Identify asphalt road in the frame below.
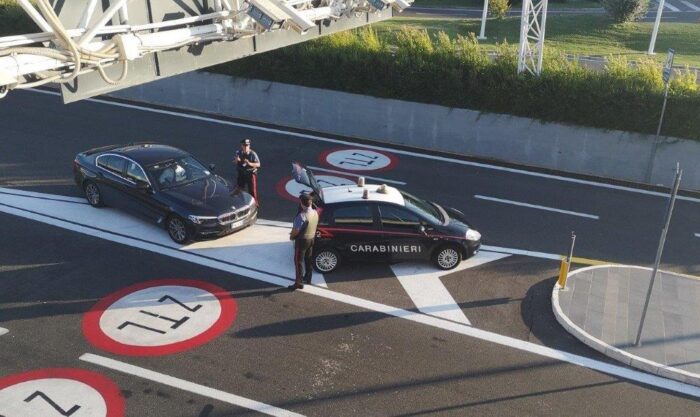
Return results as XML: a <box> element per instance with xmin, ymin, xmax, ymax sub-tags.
<box><xmin>0</xmin><ymin>89</ymin><xmax>699</xmax><ymax>416</ymax></box>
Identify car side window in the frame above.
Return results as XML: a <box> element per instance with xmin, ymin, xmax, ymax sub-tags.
<box><xmin>97</xmin><ymin>155</ymin><xmax>126</xmax><ymax>176</ymax></box>
<box><xmin>379</xmin><ymin>205</ymin><xmax>420</xmax><ymax>229</ymax></box>
<box><xmin>332</xmin><ymin>205</ymin><xmax>374</xmax><ymax>227</ymax></box>
<box><xmin>125</xmin><ymin>161</ymin><xmax>148</xmax><ymax>183</ymax></box>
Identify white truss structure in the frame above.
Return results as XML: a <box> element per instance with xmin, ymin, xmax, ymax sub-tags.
<box><xmin>517</xmin><ymin>0</ymin><xmax>548</xmax><ymax>75</ymax></box>
<box><xmin>0</xmin><ymin>0</ymin><xmax>411</xmax><ymax>99</ymax></box>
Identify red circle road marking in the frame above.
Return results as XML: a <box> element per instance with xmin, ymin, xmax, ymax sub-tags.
<box><xmin>83</xmin><ymin>279</ymin><xmax>237</xmax><ymax>356</ymax></box>
<box><xmin>319</xmin><ymin>148</ymin><xmax>398</xmax><ymax>172</ymax></box>
<box><xmin>0</xmin><ymin>368</ymin><xmax>124</xmax><ymax>417</ymax></box>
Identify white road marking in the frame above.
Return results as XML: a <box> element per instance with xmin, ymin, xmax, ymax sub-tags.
<box><xmin>306</xmin><ymin>166</ymin><xmax>406</xmax><ymax>185</ymax></box>
<box><xmin>475</xmin><ymin>195</ymin><xmax>600</xmax><ymax>219</ymax></box>
<box><xmin>680</xmin><ymin>0</ymin><xmax>700</xmax><ymax>10</ymax></box>
<box><xmin>0</xmin><ymin>327</ymin><xmax>8</xmax><ymax>336</ymax></box>
<box><xmin>664</xmin><ymin>2</ymin><xmax>681</xmax><ymax>11</ymax></box>
<box><xmin>3</xmin><ymin>189</ymin><xmax>700</xmax><ymax>397</ymax></box>
<box><xmin>27</xmin><ymin>89</ymin><xmax>700</xmax><ymax>205</ymax></box>
<box><xmin>80</xmin><ymin>353</ymin><xmax>305</xmax><ymax>417</ymax></box>
<box><xmin>391</xmin><ymin>252</ymin><xmax>510</xmax><ymax>325</ymax></box>
<box><xmin>695</xmin><ymin>233</ymin><xmax>700</xmax><ymax>238</ymax></box>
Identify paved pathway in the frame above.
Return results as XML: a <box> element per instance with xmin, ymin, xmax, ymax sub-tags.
<box><xmin>553</xmin><ymin>265</ymin><xmax>700</xmax><ymax>386</ymax></box>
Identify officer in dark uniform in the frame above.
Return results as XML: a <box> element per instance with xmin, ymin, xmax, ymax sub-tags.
<box><xmin>233</xmin><ymin>138</ymin><xmax>260</xmax><ymax>205</ymax></box>
<box><xmin>288</xmin><ymin>193</ymin><xmax>319</xmax><ymax>291</ymax></box>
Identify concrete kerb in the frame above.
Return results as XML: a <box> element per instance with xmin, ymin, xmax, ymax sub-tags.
<box><xmin>551</xmin><ymin>265</ymin><xmax>700</xmax><ymax>387</ymax></box>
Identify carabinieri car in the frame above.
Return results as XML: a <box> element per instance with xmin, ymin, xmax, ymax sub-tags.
<box><xmin>291</xmin><ymin>162</ymin><xmax>481</xmax><ymax>273</ymax></box>
<box><xmin>73</xmin><ymin>143</ymin><xmax>257</xmax><ymax>243</ymax></box>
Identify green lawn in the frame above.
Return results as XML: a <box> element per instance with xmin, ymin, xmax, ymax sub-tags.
<box><xmin>413</xmin><ymin>0</ymin><xmax>602</xmax><ymax>9</ymax></box>
<box><xmin>376</xmin><ymin>15</ymin><xmax>700</xmax><ymax>67</ymax></box>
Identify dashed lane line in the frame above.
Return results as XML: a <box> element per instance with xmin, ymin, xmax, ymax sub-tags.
<box><xmin>2</xmin><ymin>193</ymin><xmax>700</xmax><ymax>397</ymax></box>
<box><xmin>80</xmin><ymin>353</ymin><xmax>305</xmax><ymax>417</ymax></box>
<box><xmin>474</xmin><ymin>195</ymin><xmax>600</xmax><ymax>219</ymax></box>
<box><xmin>26</xmin><ymin>88</ymin><xmax>700</xmax><ymax>205</ymax></box>
<box><xmin>0</xmin><ymin>327</ymin><xmax>8</xmax><ymax>336</ymax></box>
<box><xmin>695</xmin><ymin>233</ymin><xmax>700</xmax><ymax>238</ymax></box>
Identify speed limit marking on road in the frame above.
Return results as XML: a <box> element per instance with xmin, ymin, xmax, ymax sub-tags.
<box><xmin>276</xmin><ymin>175</ymin><xmax>356</xmax><ymax>201</ymax></box>
<box><xmin>0</xmin><ymin>368</ymin><xmax>124</xmax><ymax>417</ymax></box>
<box><xmin>321</xmin><ymin>148</ymin><xmax>398</xmax><ymax>172</ymax></box>
<box><xmin>83</xmin><ymin>279</ymin><xmax>237</xmax><ymax>356</ymax></box>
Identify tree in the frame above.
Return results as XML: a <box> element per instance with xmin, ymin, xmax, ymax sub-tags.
<box><xmin>601</xmin><ymin>0</ymin><xmax>650</xmax><ymax>23</ymax></box>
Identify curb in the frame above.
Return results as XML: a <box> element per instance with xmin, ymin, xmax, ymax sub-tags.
<box><xmin>551</xmin><ymin>273</ymin><xmax>700</xmax><ymax>387</ymax></box>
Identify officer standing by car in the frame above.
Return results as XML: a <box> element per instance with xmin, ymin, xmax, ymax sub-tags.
<box><xmin>233</xmin><ymin>138</ymin><xmax>260</xmax><ymax>205</ymax></box>
<box><xmin>288</xmin><ymin>193</ymin><xmax>318</xmax><ymax>291</ymax></box>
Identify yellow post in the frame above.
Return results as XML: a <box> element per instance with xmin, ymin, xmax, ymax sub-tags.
<box><xmin>558</xmin><ymin>258</ymin><xmax>570</xmax><ymax>289</ymax></box>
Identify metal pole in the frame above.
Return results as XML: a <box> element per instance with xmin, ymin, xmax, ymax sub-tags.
<box><xmin>648</xmin><ymin>0</ymin><xmax>666</xmax><ymax>55</ymax></box>
<box><xmin>567</xmin><ymin>231</ymin><xmax>576</xmax><ymax>263</ymax></box>
<box><xmin>656</xmin><ymin>82</ymin><xmax>671</xmax><ymax>137</ymax></box>
<box><xmin>635</xmin><ymin>164</ymin><xmax>682</xmax><ymax>346</ymax></box>
<box><xmin>478</xmin><ymin>0</ymin><xmax>489</xmax><ymax>40</ymax></box>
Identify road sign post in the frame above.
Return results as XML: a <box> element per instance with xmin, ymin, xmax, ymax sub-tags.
<box><xmin>635</xmin><ymin>163</ymin><xmax>682</xmax><ymax>346</ymax></box>
<box><xmin>657</xmin><ymin>49</ymin><xmax>675</xmax><ymax>138</ymax></box>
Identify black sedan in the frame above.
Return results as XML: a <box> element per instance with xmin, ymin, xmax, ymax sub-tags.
<box><xmin>73</xmin><ymin>143</ymin><xmax>257</xmax><ymax>243</ymax></box>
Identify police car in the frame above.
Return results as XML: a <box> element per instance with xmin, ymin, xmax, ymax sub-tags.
<box><xmin>292</xmin><ymin>163</ymin><xmax>481</xmax><ymax>273</ymax></box>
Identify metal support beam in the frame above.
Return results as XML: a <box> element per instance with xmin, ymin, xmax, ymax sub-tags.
<box><xmin>517</xmin><ymin>0</ymin><xmax>548</xmax><ymax>75</ymax></box>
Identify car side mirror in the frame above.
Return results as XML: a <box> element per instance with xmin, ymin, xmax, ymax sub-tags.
<box><xmin>208</xmin><ymin>163</ymin><xmax>216</xmax><ymax>172</ymax></box>
<box><xmin>135</xmin><ymin>180</ymin><xmax>151</xmax><ymax>191</ymax></box>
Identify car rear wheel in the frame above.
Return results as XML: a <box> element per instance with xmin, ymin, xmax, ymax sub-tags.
<box><xmin>167</xmin><ymin>215</ymin><xmax>191</xmax><ymax>244</ymax></box>
<box><xmin>83</xmin><ymin>181</ymin><xmax>104</xmax><ymax>207</ymax></box>
<box><xmin>313</xmin><ymin>248</ymin><xmax>341</xmax><ymax>273</ymax></box>
<box><xmin>433</xmin><ymin>245</ymin><xmax>461</xmax><ymax>270</ymax></box>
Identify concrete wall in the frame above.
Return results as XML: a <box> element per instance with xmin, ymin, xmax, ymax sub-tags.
<box><xmin>110</xmin><ymin>71</ymin><xmax>700</xmax><ymax>191</ymax></box>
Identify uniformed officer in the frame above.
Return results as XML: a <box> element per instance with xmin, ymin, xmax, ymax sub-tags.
<box><xmin>233</xmin><ymin>138</ymin><xmax>260</xmax><ymax>205</ymax></box>
<box><xmin>288</xmin><ymin>193</ymin><xmax>318</xmax><ymax>291</ymax></box>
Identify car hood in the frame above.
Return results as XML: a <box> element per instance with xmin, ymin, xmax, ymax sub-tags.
<box><xmin>159</xmin><ymin>175</ymin><xmax>252</xmax><ymax>215</ymax></box>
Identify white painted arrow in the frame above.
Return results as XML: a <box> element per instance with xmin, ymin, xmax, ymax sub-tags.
<box><xmin>0</xmin><ymin>327</ymin><xmax>8</xmax><ymax>336</ymax></box>
<box><xmin>391</xmin><ymin>251</ymin><xmax>511</xmax><ymax>325</ymax></box>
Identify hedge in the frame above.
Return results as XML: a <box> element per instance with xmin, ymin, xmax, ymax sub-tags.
<box><xmin>212</xmin><ymin>27</ymin><xmax>700</xmax><ymax>140</ymax></box>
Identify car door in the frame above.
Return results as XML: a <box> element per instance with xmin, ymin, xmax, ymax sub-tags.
<box><xmin>95</xmin><ymin>154</ymin><xmax>129</xmax><ymax>210</ymax></box>
<box><xmin>377</xmin><ymin>204</ymin><xmax>432</xmax><ymax>263</ymax></box>
<box><xmin>123</xmin><ymin>159</ymin><xmax>164</xmax><ymax>222</ymax></box>
<box><xmin>328</xmin><ymin>203</ymin><xmax>387</xmax><ymax>262</ymax></box>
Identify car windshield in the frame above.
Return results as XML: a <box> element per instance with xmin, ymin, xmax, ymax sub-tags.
<box><xmin>149</xmin><ymin>156</ymin><xmax>210</xmax><ymax>189</ymax></box>
<box><xmin>400</xmin><ymin>191</ymin><xmax>444</xmax><ymax>224</ymax></box>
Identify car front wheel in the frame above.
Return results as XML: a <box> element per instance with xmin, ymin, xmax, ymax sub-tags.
<box><xmin>167</xmin><ymin>215</ymin><xmax>191</xmax><ymax>244</ymax></box>
<box><xmin>433</xmin><ymin>245</ymin><xmax>461</xmax><ymax>270</ymax></box>
<box><xmin>313</xmin><ymin>248</ymin><xmax>341</xmax><ymax>273</ymax></box>
<box><xmin>84</xmin><ymin>181</ymin><xmax>104</xmax><ymax>207</ymax></box>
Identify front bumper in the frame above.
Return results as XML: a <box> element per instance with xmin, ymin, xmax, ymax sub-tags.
<box><xmin>462</xmin><ymin>239</ymin><xmax>481</xmax><ymax>258</ymax></box>
<box><xmin>192</xmin><ymin>206</ymin><xmax>258</xmax><ymax>239</ymax></box>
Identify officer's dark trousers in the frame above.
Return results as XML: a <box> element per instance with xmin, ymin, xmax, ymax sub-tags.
<box><xmin>237</xmin><ymin>172</ymin><xmax>258</xmax><ymax>204</ymax></box>
<box><xmin>294</xmin><ymin>238</ymin><xmax>314</xmax><ymax>285</ymax></box>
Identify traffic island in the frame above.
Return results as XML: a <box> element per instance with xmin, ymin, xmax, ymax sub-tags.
<box><xmin>552</xmin><ymin>265</ymin><xmax>700</xmax><ymax>386</ymax></box>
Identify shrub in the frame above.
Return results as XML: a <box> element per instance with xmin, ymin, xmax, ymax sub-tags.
<box><xmin>600</xmin><ymin>0</ymin><xmax>649</xmax><ymax>23</ymax></box>
<box><xmin>489</xmin><ymin>0</ymin><xmax>511</xmax><ymax>19</ymax></box>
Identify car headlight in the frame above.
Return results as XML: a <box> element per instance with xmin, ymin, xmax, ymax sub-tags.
<box><xmin>188</xmin><ymin>215</ymin><xmax>217</xmax><ymax>224</ymax></box>
<box><xmin>465</xmin><ymin>229</ymin><xmax>481</xmax><ymax>241</ymax></box>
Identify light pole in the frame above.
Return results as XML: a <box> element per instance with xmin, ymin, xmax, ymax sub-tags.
<box><xmin>648</xmin><ymin>0</ymin><xmax>666</xmax><ymax>54</ymax></box>
<box><xmin>478</xmin><ymin>0</ymin><xmax>489</xmax><ymax>40</ymax></box>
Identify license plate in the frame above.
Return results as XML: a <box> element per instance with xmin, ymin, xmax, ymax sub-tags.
<box><xmin>230</xmin><ymin>219</ymin><xmax>244</xmax><ymax>229</ymax></box>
